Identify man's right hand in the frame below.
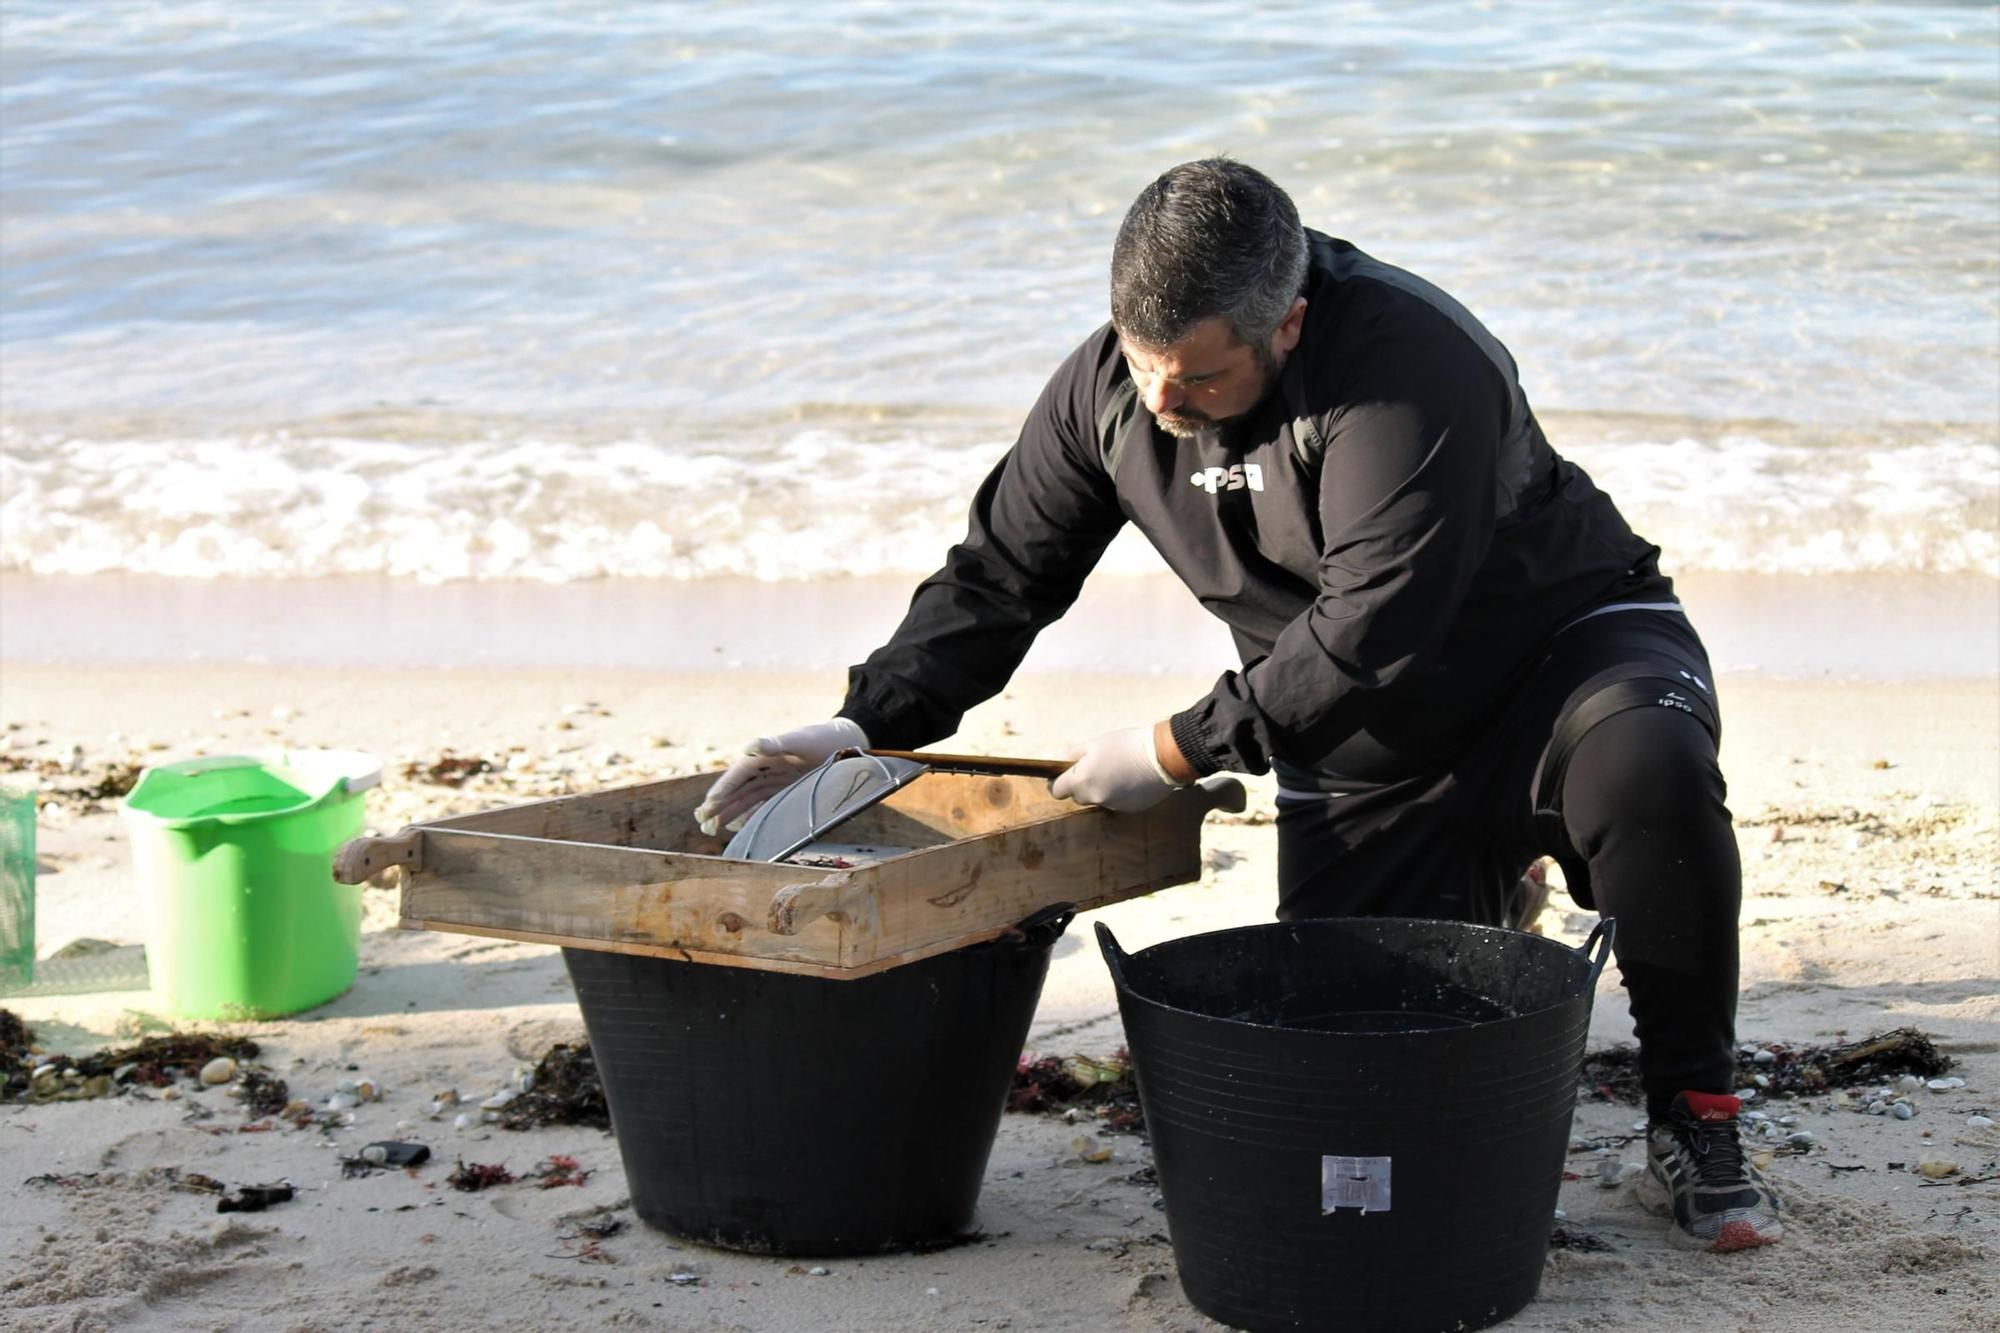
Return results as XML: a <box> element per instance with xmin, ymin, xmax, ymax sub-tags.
<box><xmin>692</xmin><ymin>718</ymin><xmax>870</xmax><ymax>836</ymax></box>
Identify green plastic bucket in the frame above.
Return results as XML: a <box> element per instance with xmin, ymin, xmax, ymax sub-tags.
<box><xmin>122</xmin><ymin>750</ymin><xmax>380</xmax><ymax>1019</ymax></box>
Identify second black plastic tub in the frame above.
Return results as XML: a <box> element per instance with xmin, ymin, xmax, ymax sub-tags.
<box><xmin>1099</xmin><ymin>917</ymin><xmax>1614</xmax><ymax>1333</ymax></box>
<box><xmin>562</xmin><ymin>907</ymin><xmax>1071</xmax><ymax>1255</ymax></box>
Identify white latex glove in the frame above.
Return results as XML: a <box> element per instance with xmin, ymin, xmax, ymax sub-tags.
<box><xmin>1050</xmin><ymin>724</ymin><xmax>1184</xmax><ymax>812</ymax></box>
<box><xmin>693</xmin><ymin>718</ymin><xmax>870</xmax><ymax>836</ymax></box>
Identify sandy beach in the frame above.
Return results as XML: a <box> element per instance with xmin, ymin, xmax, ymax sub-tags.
<box><xmin>1</xmin><ymin>659</ymin><xmax>1995</xmax><ymax>1332</ymax></box>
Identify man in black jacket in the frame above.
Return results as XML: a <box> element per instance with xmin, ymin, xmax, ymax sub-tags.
<box><xmin>696</xmin><ymin>159</ymin><xmax>1781</xmax><ymax>1254</ymax></box>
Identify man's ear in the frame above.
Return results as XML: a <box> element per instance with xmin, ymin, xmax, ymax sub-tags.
<box><xmin>1272</xmin><ymin>297</ymin><xmax>1308</xmax><ymax>357</ymax></box>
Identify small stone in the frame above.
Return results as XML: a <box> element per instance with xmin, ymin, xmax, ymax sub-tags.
<box><xmin>453</xmin><ymin>1112</ymin><xmax>477</xmax><ymax>1130</ymax></box>
<box><xmin>199</xmin><ymin>1057</ymin><xmax>238</xmax><ymax>1086</ymax></box>
<box><xmin>1916</xmin><ymin>1157</ymin><xmax>1959</xmax><ymax>1180</ymax></box>
<box><xmin>925</xmin><ymin>1287</ymin><xmax>941</xmax><ymax>1297</ymax></box>
<box><xmin>1967</xmin><ymin>1116</ymin><xmax>1995</xmax><ymax>1129</ymax></box>
<box><xmin>1896</xmin><ymin>1075</ymin><xmax>1924</xmax><ymax>1094</ymax></box>
<box><xmin>481</xmin><ymin>1090</ymin><xmax>516</xmax><ymax>1111</ymax></box>
<box><xmin>1752</xmin><ymin>1049</ymin><xmax>1777</xmax><ymax>1065</ymax></box>
<box><xmin>1597</xmin><ymin>1157</ymin><xmax>1623</xmax><ymax>1187</ymax></box>
<box><xmin>336</xmin><ymin>1077</ymin><xmax>360</xmax><ymax>1095</ymax></box>
<box><xmin>361</xmin><ymin>1144</ymin><xmax>389</xmax><ymax>1166</ymax></box>
<box><xmin>668</xmin><ymin>1272</ymin><xmax>701</xmax><ymax>1286</ymax></box>
<box><xmin>807</xmin><ymin>1266</ymin><xmax>829</xmax><ymax>1277</ymax></box>
<box><xmin>1778</xmin><ymin>1115</ymin><xmax>1800</xmax><ymax>1127</ymax></box>
<box><xmin>283</xmin><ymin>1098</ymin><xmax>311</xmax><ymax>1117</ymax></box>
<box><xmin>355</xmin><ymin>1078</ymin><xmax>382</xmax><ymax>1103</ymax></box>
<box><xmin>1892</xmin><ymin>1103</ymin><xmax>1915</xmax><ymax>1120</ymax></box>
<box><xmin>1867</xmin><ymin>1100</ymin><xmax>1887</xmax><ymax>1115</ymax></box>
<box><xmin>1070</xmin><ymin>1134</ymin><xmax>1114</xmax><ymax>1164</ymax></box>
<box><xmin>326</xmin><ymin>1091</ymin><xmax>358</xmax><ymax>1112</ymax></box>
<box><xmin>1786</xmin><ymin>1131</ymin><xmax>1815</xmax><ymax>1148</ymax></box>
<box><xmin>1753</xmin><ymin>1074</ymin><xmax>1770</xmax><ymax>1089</ymax></box>
<box><xmin>161</xmin><ymin>1087</ymin><xmax>180</xmax><ymax>1102</ymax></box>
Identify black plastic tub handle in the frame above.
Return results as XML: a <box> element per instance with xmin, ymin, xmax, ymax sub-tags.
<box><xmin>1094</xmin><ymin>922</ymin><xmax>1127</xmax><ymax>983</ymax></box>
<box><xmin>1578</xmin><ymin>917</ymin><xmax>1617</xmax><ymax>988</ymax></box>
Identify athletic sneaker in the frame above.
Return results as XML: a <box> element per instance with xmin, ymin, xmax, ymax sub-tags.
<box><xmin>1640</xmin><ymin>1091</ymin><xmax>1785</xmax><ymax>1252</ymax></box>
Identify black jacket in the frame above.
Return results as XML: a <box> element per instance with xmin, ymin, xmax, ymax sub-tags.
<box><xmin>839</xmin><ymin>232</ymin><xmax>1670</xmax><ymax>789</ymax></box>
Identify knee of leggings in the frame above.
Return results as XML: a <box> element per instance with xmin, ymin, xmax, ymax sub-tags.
<box><xmin>1559</xmin><ymin>704</ymin><xmax>1728</xmax><ymax>853</ymax></box>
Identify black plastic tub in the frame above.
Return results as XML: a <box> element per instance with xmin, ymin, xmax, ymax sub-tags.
<box><xmin>562</xmin><ymin>907</ymin><xmax>1071</xmax><ymax>1256</ymax></box>
<box><xmin>1098</xmin><ymin>917</ymin><xmax>1614</xmax><ymax>1333</ymax></box>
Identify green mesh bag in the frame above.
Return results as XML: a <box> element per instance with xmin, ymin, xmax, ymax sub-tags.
<box><xmin>0</xmin><ymin>786</ymin><xmax>33</xmax><ymax>990</ymax></box>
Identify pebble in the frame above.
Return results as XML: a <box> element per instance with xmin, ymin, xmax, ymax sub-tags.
<box><xmin>326</xmin><ymin>1092</ymin><xmax>358</xmax><ymax>1112</ymax></box>
<box><xmin>1752</xmin><ymin>1049</ymin><xmax>1777</xmax><ymax>1065</ymax></box>
<box><xmin>355</xmin><ymin>1078</ymin><xmax>382</xmax><ymax>1103</ymax></box>
<box><xmin>807</xmin><ymin>1266</ymin><xmax>829</xmax><ymax>1277</ymax></box>
<box><xmin>1892</xmin><ymin>1103</ymin><xmax>1915</xmax><ymax>1120</ymax></box>
<box><xmin>199</xmin><ymin>1057</ymin><xmax>237</xmax><ymax>1086</ymax></box>
<box><xmin>1752</xmin><ymin>1073</ymin><xmax>1770</xmax><ymax>1089</ymax></box>
<box><xmin>1867</xmin><ymin>1101</ymin><xmax>1887</xmax><ymax>1115</ymax></box>
<box><xmin>1917</xmin><ymin>1157</ymin><xmax>1959</xmax><ymax>1180</ymax></box>
<box><xmin>453</xmin><ymin>1112</ymin><xmax>477</xmax><ymax>1130</ymax></box>
<box><xmin>1786</xmin><ymin>1131</ymin><xmax>1815</xmax><ymax>1148</ymax></box>
<box><xmin>360</xmin><ymin>1145</ymin><xmax>389</xmax><ymax>1166</ymax></box>
<box><xmin>1968</xmin><ymin>1116</ymin><xmax>1995</xmax><ymax>1129</ymax></box>
<box><xmin>1778</xmin><ymin>1115</ymin><xmax>1800</xmax><ymax>1127</ymax></box>
<box><xmin>925</xmin><ymin>1287</ymin><xmax>941</xmax><ymax>1298</ymax></box>
<box><xmin>161</xmin><ymin>1087</ymin><xmax>180</xmax><ymax>1102</ymax></box>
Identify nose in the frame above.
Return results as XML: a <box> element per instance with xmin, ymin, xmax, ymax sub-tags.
<box><xmin>1139</xmin><ymin>374</ymin><xmax>1182</xmax><ymax>416</ymax></box>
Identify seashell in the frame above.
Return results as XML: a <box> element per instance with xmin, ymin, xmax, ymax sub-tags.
<box><xmin>360</xmin><ymin>1144</ymin><xmax>389</xmax><ymax>1166</ymax></box>
<box><xmin>1892</xmin><ymin>1103</ymin><xmax>1915</xmax><ymax>1120</ymax></box>
<box><xmin>336</xmin><ymin>1077</ymin><xmax>360</xmax><ymax>1095</ymax></box>
<box><xmin>1786</xmin><ymin>1131</ymin><xmax>1815</xmax><ymax>1148</ymax></box>
<box><xmin>453</xmin><ymin>1112</ymin><xmax>477</xmax><ymax>1130</ymax></box>
<box><xmin>355</xmin><ymin>1078</ymin><xmax>382</xmax><ymax>1103</ymax></box>
<box><xmin>326</xmin><ymin>1091</ymin><xmax>358</xmax><ymax>1112</ymax></box>
<box><xmin>480</xmin><ymin>1090</ymin><xmax>516</xmax><ymax>1111</ymax></box>
<box><xmin>1926</xmin><ymin>1077</ymin><xmax>1965</xmax><ymax>1092</ymax></box>
<box><xmin>199</xmin><ymin>1057</ymin><xmax>237</xmax><ymax>1086</ymax></box>
<box><xmin>1916</xmin><ymin>1157</ymin><xmax>1959</xmax><ymax>1180</ymax></box>
<box><xmin>1896</xmin><ymin>1075</ymin><xmax>1924</xmax><ymax>1093</ymax></box>
<box><xmin>1966</xmin><ymin>1115</ymin><xmax>1995</xmax><ymax>1129</ymax></box>
<box><xmin>1752</xmin><ymin>1049</ymin><xmax>1777</xmax><ymax>1065</ymax></box>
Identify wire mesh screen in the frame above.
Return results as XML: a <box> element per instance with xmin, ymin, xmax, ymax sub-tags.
<box><xmin>0</xmin><ymin>786</ymin><xmax>35</xmax><ymax>990</ymax></box>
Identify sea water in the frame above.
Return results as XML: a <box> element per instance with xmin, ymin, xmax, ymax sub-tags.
<box><xmin>1</xmin><ymin>3</ymin><xmax>1995</xmax><ymax>647</ymax></box>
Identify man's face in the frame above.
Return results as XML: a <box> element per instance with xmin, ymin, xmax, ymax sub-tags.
<box><xmin>1118</xmin><ymin>304</ymin><xmax>1304</xmax><ymax>439</ymax></box>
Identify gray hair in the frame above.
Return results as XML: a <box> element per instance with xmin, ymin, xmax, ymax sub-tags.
<box><xmin>1110</xmin><ymin>159</ymin><xmax>1308</xmax><ymax>350</ymax></box>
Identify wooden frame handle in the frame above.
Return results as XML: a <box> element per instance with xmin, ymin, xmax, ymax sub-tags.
<box><xmin>333</xmin><ymin>831</ymin><xmax>423</xmax><ymax>884</ymax></box>
<box><xmin>767</xmin><ymin>875</ymin><xmax>874</xmax><ymax>936</ymax></box>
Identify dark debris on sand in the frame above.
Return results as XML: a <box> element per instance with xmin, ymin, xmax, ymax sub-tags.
<box><xmin>1582</xmin><ymin>1026</ymin><xmax>1952</xmax><ymax>1103</ymax></box>
<box><xmin>3</xmin><ymin>1012</ymin><xmax>266</xmax><ymax>1102</ymax></box>
<box><xmin>400</xmin><ymin>751</ymin><xmax>496</xmax><ymax>787</ymax></box>
<box><xmin>499</xmin><ymin>1041</ymin><xmax>610</xmax><ymax>1131</ymax></box>
<box><xmin>448</xmin><ymin>1160</ymin><xmax>516</xmax><ymax>1192</ymax></box>
<box><xmin>1008</xmin><ymin>1049</ymin><xmax>1146</xmax><ymax>1134</ymax></box>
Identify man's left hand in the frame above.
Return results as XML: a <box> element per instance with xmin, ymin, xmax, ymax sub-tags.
<box><xmin>1051</xmin><ymin>724</ymin><xmax>1186</xmax><ymax>812</ymax></box>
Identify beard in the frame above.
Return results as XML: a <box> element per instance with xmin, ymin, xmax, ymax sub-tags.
<box><xmin>1152</xmin><ymin>341</ymin><xmax>1283</xmax><ymax>439</ymax></box>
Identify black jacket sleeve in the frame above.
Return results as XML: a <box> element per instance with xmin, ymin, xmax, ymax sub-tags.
<box><xmin>838</xmin><ymin>341</ymin><xmax>1127</xmax><ymax>749</ymax></box>
<box><xmin>1168</xmin><ymin>334</ymin><xmax>1507</xmax><ymax>776</ymax></box>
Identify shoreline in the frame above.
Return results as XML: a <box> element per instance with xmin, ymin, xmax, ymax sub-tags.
<box><xmin>3</xmin><ymin>569</ymin><xmax>1997</xmax><ymax>680</ymax></box>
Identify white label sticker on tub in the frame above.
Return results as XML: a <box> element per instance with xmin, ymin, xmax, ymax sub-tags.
<box><xmin>1321</xmin><ymin>1156</ymin><xmax>1392</xmax><ymax>1214</ymax></box>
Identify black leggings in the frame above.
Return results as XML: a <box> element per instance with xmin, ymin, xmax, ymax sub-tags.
<box><xmin>1276</xmin><ymin>611</ymin><xmax>1741</xmax><ymax>1117</ymax></box>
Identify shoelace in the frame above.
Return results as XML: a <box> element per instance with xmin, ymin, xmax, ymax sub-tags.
<box><xmin>1677</xmin><ymin>1116</ymin><xmax>1752</xmax><ymax>1188</ymax></box>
